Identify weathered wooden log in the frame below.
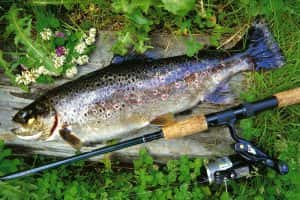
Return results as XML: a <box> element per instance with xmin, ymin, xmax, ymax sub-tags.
<box><xmin>0</xmin><ymin>30</ymin><xmax>248</xmax><ymax>163</ymax></box>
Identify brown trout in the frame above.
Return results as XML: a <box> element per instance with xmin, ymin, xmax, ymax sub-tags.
<box><xmin>12</xmin><ymin>22</ymin><xmax>284</xmax><ymax>149</ymax></box>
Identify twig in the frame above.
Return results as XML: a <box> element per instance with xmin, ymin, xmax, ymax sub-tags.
<box><xmin>217</xmin><ymin>24</ymin><xmax>249</xmax><ymax>49</ymax></box>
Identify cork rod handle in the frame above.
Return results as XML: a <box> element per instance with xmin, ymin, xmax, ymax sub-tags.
<box><xmin>274</xmin><ymin>87</ymin><xmax>300</xmax><ymax>108</ymax></box>
<box><xmin>162</xmin><ymin>115</ymin><xmax>208</xmax><ymax>139</ymax></box>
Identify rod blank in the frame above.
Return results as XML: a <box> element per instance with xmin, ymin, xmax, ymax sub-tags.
<box><xmin>0</xmin><ymin>132</ymin><xmax>163</xmax><ymax>181</ymax></box>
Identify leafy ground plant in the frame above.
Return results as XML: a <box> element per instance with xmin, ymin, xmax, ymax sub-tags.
<box><xmin>0</xmin><ymin>1</ymin><xmax>229</xmax><ymax>90</ymax></box>
<box><xmin>0</xmin><ymin>4</ymin><xmax>96</xmax><ymax>90</ymax></box>
<box><xmin>28</xmin><ymin>0</ymin><xmax>224</xmax><ymax>56</ymax></box>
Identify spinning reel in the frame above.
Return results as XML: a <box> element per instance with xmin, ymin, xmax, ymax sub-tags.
<box><xmin>204</xmin><ymin>106</ymin><xmax>288</xmax><ymax>184</ymax></box>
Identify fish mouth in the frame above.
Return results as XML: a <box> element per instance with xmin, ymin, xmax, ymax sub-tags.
<box><xmin>10</xmin><ymin>127</ymin><xmax>42</xmax><ymax>140</ymax></box>
<box><xmin>15</xmin><ymin>132</ymin><xmax>42</xmax><ymax>140</ymax></box>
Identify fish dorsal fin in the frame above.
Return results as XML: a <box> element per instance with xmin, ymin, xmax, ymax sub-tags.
<box><xmin>150</xmin><ymin>113</ymin><xmax>176</xmax><ymax>126</ymax></box>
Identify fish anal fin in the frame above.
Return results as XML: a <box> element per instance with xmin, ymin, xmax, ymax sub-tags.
<box><xmin>59</xmin><ymin>128</ymin><xmax>82</xmax><ymax>150</ymax></box>
<box><xmin>150</xmin><ymin>113</ymin><xmax>176</xmax><ymax>126</ymax></box>
<box><xmin>204</xmin><ymin>82</ymin><xmax>236</xmax><ymax>105</ymax></box>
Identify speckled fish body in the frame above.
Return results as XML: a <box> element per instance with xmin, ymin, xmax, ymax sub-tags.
<box><xmin>12</xmin><ymin>23</ymin><xmax>285</xmax><ymax>147</ymax></box>
<box><xmin>45</xmin><ymin>55</ymin><xmax>249</xmax><ymax>142</ymax></box>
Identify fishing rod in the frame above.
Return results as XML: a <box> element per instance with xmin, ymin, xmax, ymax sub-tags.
<box><xmin>1</xmin><ymin>87</ymin><xmax>299</xmax><ymax>182</ymax></box>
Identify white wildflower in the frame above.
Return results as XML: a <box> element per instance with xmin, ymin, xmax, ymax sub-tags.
<box><xmin>76</xmin><ymin>55</ymin><xmax>89</xmax><ymax>65</ymax></box>
<box><xmin>53</xmin><ymin>55</ymin><xmax>66</xmax><ymax>68</ymax></box>
<box><xmin>15</xmin><ymin>69</ymin><xmax>38</xmax><ymax>85</ymax></box>
<box><xmin>89</xmin><ymin>28</ymin><xmax>97</xmax><ymax>37</ymax></box>
<box><xmin>40</xmin><ymin>28</ymin><xmax>52</xmax><ymax>40</ymax></box>
<box><xmin>75</xmin><ymin>42</ymin><xmax>87</xmax><ymax>54</ymax></box>
<box><xmin>30</xmin><ymin>69</ymin><xmax>40</xmax><ymax>77</ymax></box>
<box><xmin>64</xmin><ymin>66</ymin><xmax>78</xmax><ymax>78</ymax></box>
<box><xmin>85</xmin><ymin>36</ymin><xmax>96</xmax><ymax>45</ymax></box>
<box><xmin>15</xmin><ymin>74</ymin><xmax>28</xmax><ymax>85</ymax></box>
<box><xmin>36</xmin><ymin>66</ymin><xmax>58</xmax><ymax>76</ymax></box>
<box><xmin>36</xmin><ymin>66</ymin><xmax>48</xmax><ymax>75</ymax></box>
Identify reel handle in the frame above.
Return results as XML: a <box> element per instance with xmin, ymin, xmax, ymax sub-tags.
<box><xmin>263</xmin><ymin>158</ymin><xmax>289</xmax><ymax>175</ymax></box>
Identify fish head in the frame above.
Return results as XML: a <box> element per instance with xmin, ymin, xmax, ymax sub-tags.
<box><xmin>11</xmin><ymin>100</ymin><xmax>57</xmax><ymax>140</ymax></box>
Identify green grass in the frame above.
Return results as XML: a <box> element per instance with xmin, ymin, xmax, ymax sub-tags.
<box><xmin>0</xmin><ymin>0</ymin><xmax>299</xmax><ymax>199</ymax></box>
<box><xmin>233</xmin><ymin>1</ymin><xmax>300</xmax><ymax>199</ymax></box>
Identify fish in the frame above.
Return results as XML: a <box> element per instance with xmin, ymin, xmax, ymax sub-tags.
<box><xmin>11</xmin><ymin>22</ymin><xmax>284</xmax><ymax>149</ymax></box>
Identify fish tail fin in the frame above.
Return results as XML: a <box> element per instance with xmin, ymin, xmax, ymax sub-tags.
<box><xmin>246</xmin><ymin>21</ymin><xmax>285</xmax><ymax>70</ymax></box>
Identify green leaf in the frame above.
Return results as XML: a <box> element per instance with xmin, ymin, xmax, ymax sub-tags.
<box><xmin>129</xmin><ymin>10</ymin><xmax>152</xmax><ymax>26</ymax></box>
<box><xmin>185</xmin><ymin>37</ymin><xmax>204</xmax><ymax>57</ymax></box>
<box><xmin>220</xmin><ymin>192</ymin><xmax>231</xmax><ymax>200</ymax></box>
<box><xmin>112</xmin><ymin>0</ymin><xmax>131</xmax><ymax>13</ymax></box>
<box><xmin>201</xmin><ymin>186</ymin><xmax>211</xmax><ymax>196</ymax></box>
<box><xmin>209</xmin><ymin>35</ymin><xmax>219</xmax><ymax>47</ymax></box>
<box><xmin>54</xmin><ymin>37</ymin><xmax>65</xmax><ymax>46</ymax></box>
<box><xmin>34</xmin><ymin>8</ymin><xmax>60</xmax><ymax>32</ymax></box>
<box><xmin>135</xmin><ymin>0</ymin><xmax>153</xmax><ymax>13</ymax></box>
<box><xmin>162</xmin><ymin>0</ymin><xmax>196</xmax><ymax>16</ymax></box>
<box><xmin>112</xmin><ymin>32</ymin><xmax>133</xmax><ymax>55</ymax></box>
<box><xmin>36</xmin><ymin>75</ymin><xmax>54</xmax><ymax>84</ymax></box>
<box><xmin>239</xmin><ymin>0</ymin><xmax>250</xmax><ymax>6</ymax></box>
<box><xmin>112</xmin><ymin>0</ymin><xmax>153</xmax><ymax>14</ymax></box>
<box><xmin>0</xmin><ymin>50</ymin><xmax>15</xmax><ymax>82</ymax></box>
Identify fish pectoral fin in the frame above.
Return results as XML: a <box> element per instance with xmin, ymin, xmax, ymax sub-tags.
<box><xmin>150</xmin><ymin>113</ymin><xmax>176</xmax><ymax>127</ymax></box>
<box><xmin>59</xmin><ymin>128</ymin><xmax>82</xmax><ymax>150</ymax></box>
<box><xmin>204</xmin><ymin>82</ymin><xmax>236</xmax><ymax>105</ymax></box>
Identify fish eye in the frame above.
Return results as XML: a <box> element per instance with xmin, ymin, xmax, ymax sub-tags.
<box><xmin>20</xmin><ymin>111</ymin><xmax>28</xmax><ymax>119</ymax></box>
<box><xmin>13</xmin><ymin>110</ymin><xmax>30</xmax><ymax>123</ymax></box>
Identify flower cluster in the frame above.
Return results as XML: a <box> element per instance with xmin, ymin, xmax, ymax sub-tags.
<box><xmin>16</xmin><ymin>27</ymin><xmax>97</xmax><ymax>86</ymax></box>
<box><xmin>85</xmin><ymin>28</ymin><xmax>97</xmax><ymax>45</ymax></box>
<box><xmin>56</xmin><ymin>46</ymin><xmax>66</xmax><ymax>56</ymax></box>
<box><xmin>65</xmin><ymin>66</ymin><xmax>78</xmax><ymax>78</ymax></box>
<box><xmin>75</xmin><ymin>28</ymin><xmax>96</xmax><ymax>54</ymax></box>
<box><xmin>75</xmin><ymin>42</ymin><xmax>87</xmax><ymax>54</ymax></box>
<box><xmin>53</xmin><ymin>54</ymin><xmax>66</xmax><ymax>68</ymax></box>
<box><xmin>40</xmin><ymin>28</ymin><xmax>52</xmax><ymax>40</ymax></box>
<box><xmin>15</xmin><ymin>69</ymin><xmax>39</xmax><ymax>85</ymax></box>
<box><xmin>15</xmin><ymin>65</ymin><xmax>61</xmax><ymax>85</ymax></box>
<box><xmin>76</xmin><ymin>55</ymin><xmax>89</xmax><ymax>65</ymax></box>
<box><xmin>36</xmin><ymin>66</ymin><xmax>59</xmax><ymax>76</ymax></box>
